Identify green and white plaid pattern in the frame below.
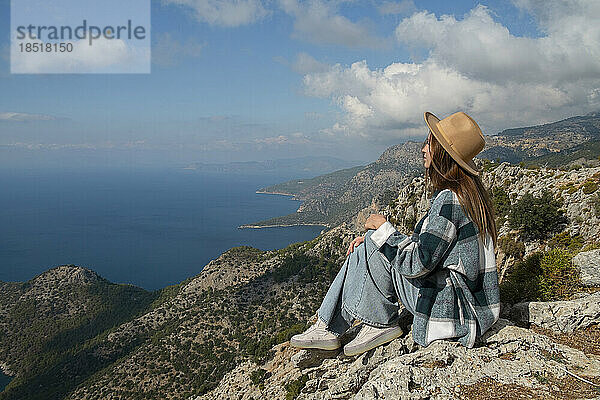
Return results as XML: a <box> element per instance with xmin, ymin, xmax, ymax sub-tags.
<box><xmin>371</xmin><ymin>188</ymin><xmax>500</xmax><ymax>348</ymax></box>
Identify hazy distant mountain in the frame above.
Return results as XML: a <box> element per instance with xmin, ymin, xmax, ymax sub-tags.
<box><xmin>183</xmin><ymin>156</ymin><xmax>364</xmax><ymax>177</ymax></box>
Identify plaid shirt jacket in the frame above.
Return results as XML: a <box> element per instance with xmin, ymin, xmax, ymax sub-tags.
<box><xmin>369</xmin><ymin>188</ymin><xmax>500</xmax><ymax>348</ymax></box>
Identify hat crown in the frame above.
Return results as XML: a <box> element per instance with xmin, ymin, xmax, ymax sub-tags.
<box><xmin>437</xmin><ymin>112</ymin><xmax>484</xmax><ymax>160</ymax></box>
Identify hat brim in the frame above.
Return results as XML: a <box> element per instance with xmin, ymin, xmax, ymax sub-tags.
<box><xmin>424</xmin><ymin>111</ymin><xmax>480</xmax><ymax>176</ymax></box>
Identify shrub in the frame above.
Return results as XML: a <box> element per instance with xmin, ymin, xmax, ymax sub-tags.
<box><xmin>546</xmin><ymin>232</ymin><xmax>584</xmax><ymax>254</ymax></box>
<box><xmin>582</xmin><ymin>180</ymin><xmax>599</xmax><ymax>194</ymax></box>
<box><xmin>285</xmin><ymin>374</ymin><xmax>309</xmax><ymax>400</ymax></box>
<box><xmin>250</xmin><ymin>369</ymin><xmax>268</xmax><ymax>386</ymax></box>
<box><xmin>381</xmin><ymin>189</ymin><xmax>397</xmax><ymax>207</ymax></box>
<box><xmin>539</xmin><ymin>249</ymin><xmax>580</xmax><ymax>301</ymax></box>
<box><xmin>508</xmin><ymin>190</ymin><xmax>568</xmax><ymax>240</ymax></box>
<box><xmin>559</xmin><ymin>182</ymin><xmax>578</xmax><ymax>194</ymax></box>
<box><xmin>403</xmin><ymin>214</ymin><xmax>417</xmax><ymax>234</ymax></box>
<box><xmin>500</xmin><ymin>252</ymin><xmax>544</xmax><ymax>304</ymax></box>
<box><xmin>500</xmin><ymin>248</ymin><xmax>581</xmax><ymax>304</ymax></box>
<box><xmin>582</xmin><ymin>241</ymin><xmax>600</xmax><ymax>252</ymax></box>
<box><xmin>481</xmin><ymin>159</ymin><xmax>499</xmax><ymax>172</ymax></box>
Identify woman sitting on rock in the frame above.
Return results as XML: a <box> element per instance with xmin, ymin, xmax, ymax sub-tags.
<box><xmin>290</xmin><ymin>111</ymin><xmax>501</xmax><ymax>356</ymax></box>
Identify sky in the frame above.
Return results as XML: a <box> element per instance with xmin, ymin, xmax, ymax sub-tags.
<box><xmin>1</xmin><ymin>0</ymin><xmax>599</xmax><ymax>168</ymax></box>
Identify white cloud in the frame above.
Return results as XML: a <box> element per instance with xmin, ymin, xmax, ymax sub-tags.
<box><xmin>0</xmin><ymin>112</ymin><xmax>58</xmax><ymax>122</ymax></box>
<box><xmin>394</xmin><ymin>4</ymin><xmax>600</xmax><ymax>84</ymax></box>
<box><xmin>279</xmin><ymin>0</ymin><xmax>386</xmax><ymax>48</ymax></box>
<box><xmin>161</xmin><ymin>0</ymin><xmax>269</xmax><ymax>27</ymax></box>
<box><xmin>299</xmin><ymin>1</ymin><xmax>600</xmax><ymax>140</ymax></box>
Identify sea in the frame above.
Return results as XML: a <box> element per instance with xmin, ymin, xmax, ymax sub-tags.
<box><xmin>0</xmin><ymin>372</ymin><xmax>10</xmax><ymax>392</ymax></box>
<box><xmin>0</xmin><ymin>166</ymin><xmax>326</xmax><ymax>292</ymax></box>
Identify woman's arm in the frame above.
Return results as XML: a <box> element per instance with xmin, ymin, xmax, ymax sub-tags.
<box><xmin>369</xmin><ymin>189</ymin><xmax>459</xmax><ymax>279</ymax></box>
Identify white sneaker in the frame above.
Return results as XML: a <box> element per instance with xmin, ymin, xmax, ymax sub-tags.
<box><xmin>343</xmin><ymin>323</ymin><xmax>403</xmax><ymax>356</ymax></box>
<box><xmin>289</xmin><ymin>318</ymin><xmax>342</xmax><ymax>350</ymax></box>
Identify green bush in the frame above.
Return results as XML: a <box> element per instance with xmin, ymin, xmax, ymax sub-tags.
<box><xmin>500</xmin><ymin>248</ymin><xmax>581</xmax><ymax>304</ymax></box>
<box><xmin>250</xmin><ymin>369</ymin><xmax>268</xmax><ymax>386</ymax></box>
<box><xmin>559</xmin><ymin>182</ymin><xmax>578</xmax><ymax>194</ymax></box>
<box><xmin>582</xmin><ymin>242</ymin><xmax>600</xmax><ymax>252</ymax></box>
<box><xmin>508</xmin><ymin>190</ymin><xmax>568</xmax><ymax>240</ymax></box>
<box><xmin>285</xmin><ymin>374</ymin><xmax>309</xmax><ymax>400</ymax></box>
<box><xmin>539</xmin><ymin>249</ymin><xmax>580</xmax><ymax>301</ymax></box>
<box><xmin>500</xmin><ymin>252</ymin><xmax>544</xmax><ymax>304</ymax></box>
<box><xmin>546</xmin><ymin>232</ymin><xmax>584</xmax><ymax>254</ymax></box>
<box><xmin>583</xmin><ymin>180</ymin><xmax>599</xmax><ymax>194</ymax></box>
<box><xmin>380</xmin><ymin>189</ymin><xmax>397</xmax><ymax>207</ymax></box>
<box><xmin>481</xmin><ymin>159</ymin><xmax>499</xmax><ymax>172</ymax></box>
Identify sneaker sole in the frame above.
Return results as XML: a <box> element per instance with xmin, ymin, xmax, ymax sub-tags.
<box><xmin>289</xmin><ymin>337</ymin><xmax>341</xmax><ymax>351</ymax></box>
<box><xmin>343</xmin><ymin>328</ymin><xmax>403</xmax><ymax>356</ymax></box>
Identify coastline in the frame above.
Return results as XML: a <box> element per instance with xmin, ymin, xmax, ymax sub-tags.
<box><xmin>255</xmin><ymin>190</ymin><xmax>299</xmax><ymax>198</ymax></box>
<box><xmin>245</xmin><ymin>190</ymin><xmax>328</xmax><ymax>229</ymax></box>
<box><xmin>238</xmin><ymin>222</ymin><xmax>329</xmax><ymax>229</ymax></box>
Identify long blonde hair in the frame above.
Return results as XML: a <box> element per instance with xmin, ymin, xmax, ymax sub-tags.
<box><xmin>423</xmin><ymin>133</ymin><xmax>498</xmax><ymax>249</ymax></box>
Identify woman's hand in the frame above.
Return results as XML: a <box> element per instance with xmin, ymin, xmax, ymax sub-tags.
<box><xmin>347</xmin><ymin>236</ymin><xmax>364</xmax><ymax>255</ymax></box>
<box><xmin>364</xmin><ymin>214</ymin><xmax>387</xmax><ymax>231</ymax></box>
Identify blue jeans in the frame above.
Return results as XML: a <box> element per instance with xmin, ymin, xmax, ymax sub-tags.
<box><xmin>317</xmin><ymin>229</ymin><xmax>421</xmax><ymax>336</ymax></box>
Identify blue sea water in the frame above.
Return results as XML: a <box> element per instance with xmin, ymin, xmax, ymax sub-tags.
<box><xmin>0</xmin><ymin>372</ymin><xmax>11</xmax><ymax>392</ymax></box>
<box><xmin>0</xmin><ymin>167</ymin><xmax>326</xmax><ymax>291</ymax></box>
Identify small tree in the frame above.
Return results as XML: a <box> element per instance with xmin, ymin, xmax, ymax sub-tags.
<box><xmin>508</xmin><ymin>190</ymin><xmax>568</xmax><ymax>241</ymax></box>
<box><xmin>497</xmin><ymin>233</ymin><xmax>525</xmax><ymax>284</ymax></box>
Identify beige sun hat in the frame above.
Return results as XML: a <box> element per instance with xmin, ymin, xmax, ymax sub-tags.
<box><xmin>423</xmin><ymin>111</ymin><xmax>485</xmax><ymax>176</ymax></box>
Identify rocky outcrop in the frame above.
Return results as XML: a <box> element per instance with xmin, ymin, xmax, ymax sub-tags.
<box><xmin>503</xmin><ymin>291</ymin><xmax>600</xmax><ymax>333</ymax></box>
<box><xmin>4</xmin><ymin>121</ymin><xmax>600</xmax><ymax>399</ymax></box>
<box><xmin>196</xmin><ymin>309</ymin><xmax>600</xmax><ymax>400</ymax></box>
<box><xmin>482</xmin><ymin>163</ymin><xmax>600</xmax><ymax>243</ymax></box>
<box><xmin>573</xmin><ymin>249</ymin><xmax>600</xmax><ymax>287</ymax></box>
